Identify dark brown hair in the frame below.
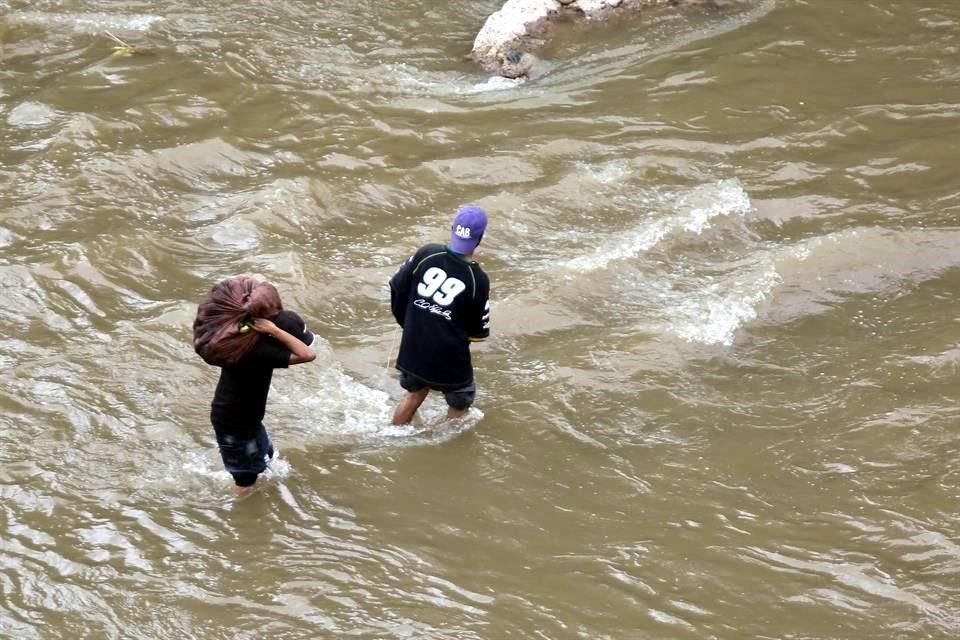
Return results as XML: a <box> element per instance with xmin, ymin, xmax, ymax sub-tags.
<box><xmin>193</xmin><ymin>276</ymin><xmax>283</xmax><ymax>366</ymax></box>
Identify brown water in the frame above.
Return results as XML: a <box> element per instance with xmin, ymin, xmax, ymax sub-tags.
<box><xmin>2</xmin><ymin>0</ymin><xmax>959</xmax><ymax>637</ymax></box>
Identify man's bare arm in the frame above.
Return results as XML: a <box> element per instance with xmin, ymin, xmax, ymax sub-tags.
<box><xmin>252</xmin><ymin>318</ymin><xmax>316</xmax><ymax>364</ymax></box>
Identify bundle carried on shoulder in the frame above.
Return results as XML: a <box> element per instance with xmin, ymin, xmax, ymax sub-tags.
<box><xmin>193</xmin><ymin>276</ymin><xmax>282</xmax><ymax>366</ymax></box>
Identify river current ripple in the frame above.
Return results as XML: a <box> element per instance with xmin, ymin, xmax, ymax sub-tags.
<box><xmin>1</xmin><ymin>0</ymin><xmax>959</xmax><ymax>638</ymax></box>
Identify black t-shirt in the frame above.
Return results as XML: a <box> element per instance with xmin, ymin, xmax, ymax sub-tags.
<box><xmin>209</xmin><ymin>310</ymin><xmax>314</xmax><ymax>437</ymax></box>
<box><xmin>389</xmin><ymin>243</ymin><xmax>490</xmax><ymax>388</ymax></box>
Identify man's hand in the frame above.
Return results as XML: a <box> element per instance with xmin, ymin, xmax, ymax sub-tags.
<box><xmin>251</xmin><ymin>318</ymin><xmax>278</xmax><ymax>336</ymax></box>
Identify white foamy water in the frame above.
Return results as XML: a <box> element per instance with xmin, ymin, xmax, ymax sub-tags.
<box><xmin>666</xmin><ymin>256</ymin><xmax>782</xmax><ymax>345</ymax></box>
<box><xmin>6</xmin><ymin>11</ymin><xmax>164</xmax><ymax>32</ymax></box>
<box><xmin>262</xmin><ymin>339</ymin><xmax>482</xmax><ymax>450</ymax></box>
<box><xmin>650</xmin><ymin>225</ymin><xmax>960</xmax><ymax>346</ymax></box>
<box><xmin>6</xmin><ymin>102</ymin><xmax>59</xmax><ymax>128</ymax></box>
<box><xmin>563</xmin><ymin>178</ymin><xmax>753</xmax><ymax>272</ymax></box>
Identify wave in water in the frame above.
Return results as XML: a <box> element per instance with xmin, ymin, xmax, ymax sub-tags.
<box><xmin>562</xmin><ymin>178</ymin><xmax>753</xmax><ymax>272</ymax></box>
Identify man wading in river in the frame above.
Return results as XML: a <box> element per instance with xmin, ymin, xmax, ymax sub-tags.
<box><xmin>193</xmin><ymin>277</ymin><xmax>316</xmax><ymax>496</ymax></box>
<box><xmin>389</xmin><ymin>205</ymin><xmax>491</xmax><ymax>425</ymax></box>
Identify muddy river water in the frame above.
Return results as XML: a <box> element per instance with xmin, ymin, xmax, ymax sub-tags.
<box><xmin>1</xmin><ymin>1</ymin><xmax>959</xmax><ymax>637</ymax></box>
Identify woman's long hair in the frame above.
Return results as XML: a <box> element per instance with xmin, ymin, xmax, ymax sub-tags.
<box><xmin>193</xmin><ymin>277</ymin><xmax>283</xmax><ymax>366</ymax></box>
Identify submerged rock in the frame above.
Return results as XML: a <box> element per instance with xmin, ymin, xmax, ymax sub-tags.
<box><xmin>471</xmin><ymin>0</ymin><xmax>717</xmax><ymax>78</ymax></box>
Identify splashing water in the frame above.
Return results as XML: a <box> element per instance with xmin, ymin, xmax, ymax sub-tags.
<box><xmin>564</xmin><ymin>178</ymin><xmax>753</xmax><ymax>272</ymax></box>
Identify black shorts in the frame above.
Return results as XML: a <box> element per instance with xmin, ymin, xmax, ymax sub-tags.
<box><xmin>215</xmin><ymin>424</ymin><xmax>274</xmax><ymax>487</ymax></box>
<box><xmin>399</xmin><ymin>371</ymin><xmax>476</xmax><ymax>411</ymax></box>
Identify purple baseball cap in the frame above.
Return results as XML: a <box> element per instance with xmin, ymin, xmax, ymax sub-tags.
<box><xmin>449</xmin><ymin>205</ymin><xmax>487</xmax><ymax>255</ymax></box>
